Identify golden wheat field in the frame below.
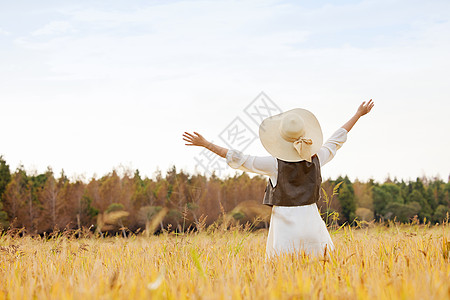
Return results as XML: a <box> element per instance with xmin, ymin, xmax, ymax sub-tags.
<box><xmin>0</xmin><ymin>222</ymin><xmax>449</xmax><ymax>300</ymax></box>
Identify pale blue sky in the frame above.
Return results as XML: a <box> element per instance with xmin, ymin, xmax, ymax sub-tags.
<box><xmin>0</xmin><ymin>0</ymin><xmax>449</xmax><ymax>182</ymax></box>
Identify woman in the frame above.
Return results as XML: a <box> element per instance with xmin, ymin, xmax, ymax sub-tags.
<box><xmin>183</xmin><ymin>99</ymin><xmax>374</xmax><ymax>257</ymax></box>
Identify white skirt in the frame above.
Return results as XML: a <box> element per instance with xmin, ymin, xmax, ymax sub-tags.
<box><xmin>266</xmin><ymin>203</ymin><xmax>334</xmax><ymax>258</ymax></box>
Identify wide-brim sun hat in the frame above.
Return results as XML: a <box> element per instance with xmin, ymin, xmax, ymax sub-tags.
<box><xmin>259</xmin><ymin>108</ymin><xmax>323</xmax><ymax>162</ymax></box>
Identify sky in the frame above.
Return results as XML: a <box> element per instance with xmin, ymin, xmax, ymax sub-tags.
<box><xmin>0</xmin><ymin>0</ymin><xmax>449</xmax><ymax>183</ymax></box>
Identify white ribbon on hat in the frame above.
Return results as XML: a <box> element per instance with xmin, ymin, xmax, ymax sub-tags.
<box><xmin>293</xmin><ymin>137</ymin><xmax>313</xmax><ymax>162</ymax></box>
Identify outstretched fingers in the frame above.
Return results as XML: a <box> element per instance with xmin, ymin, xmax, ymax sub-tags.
<box><xmin>357</xmin><ymin>99</ymin><xmax>374</xmax><ymax>116</ymax></box>
<box><xmin>182</xmin><ymin>131</ymin><xmax>205</xmax><ymax>146</ymax></box>
<box><xmin>362</xmin><ymin>99</ymin><xmax>374</xmax><ymax>115</ymax></box>
<box><xmin>183</xmin><ymin>132</ymin><xmax>195</xmax><ymax>138</ymax></box>
<box><xmin>367</xmin><ymin>99</ymin><xmax>374</xmax><ymax>111</ymax></box>
<box><xmin>182</xmin><ymin>132</ymin><xmax>195</xmax><ymax>145</ymax></box>
<box><xmin>193</xmin><ymin>131</ymin><xmax>203</xmax><ymax>138</ymax></box>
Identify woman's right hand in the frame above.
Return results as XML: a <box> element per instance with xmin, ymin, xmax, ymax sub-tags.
<box><xmin>182</xmin><ymin>132</ymin><xmax>209</xmax><ymax>147</ymax></box>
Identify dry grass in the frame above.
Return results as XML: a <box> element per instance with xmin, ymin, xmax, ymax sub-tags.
<box><xmin>0</xmin><ymin>222</ymin><xmax>449</xmax><ymax>300</ymax></box>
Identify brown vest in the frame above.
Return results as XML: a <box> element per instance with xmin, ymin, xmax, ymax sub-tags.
<box><xmin>263</xmin><ymin>155</ymin><xmax>322</xmax><ymax>206</ymax></box>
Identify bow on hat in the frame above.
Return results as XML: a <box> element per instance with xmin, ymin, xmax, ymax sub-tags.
<box><xmin>293</xmin><ymin>137</ymin><xmax>313</xmax><ymax>162</ymax></box>
<box><xmin>279</xmin><ymin>126</ymin><xmax>314</xmax><ymax>162</ymax></box>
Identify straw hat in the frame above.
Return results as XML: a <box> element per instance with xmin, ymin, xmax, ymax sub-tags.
<box><xmin>259</xmin><ymin>108</ymin><xmax>323</xmax><ymax>162</ymax></box>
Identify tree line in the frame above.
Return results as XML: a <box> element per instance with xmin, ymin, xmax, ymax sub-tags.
<box><xmin>0</xmin><ymin>156</ymin><xmax>449</xmax><ymax>234</ymax></box>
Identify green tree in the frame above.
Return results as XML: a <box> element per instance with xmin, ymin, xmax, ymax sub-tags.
<box><xmin>80</xmin><ymin>192</ymin><xmax>99</xmax><ymax>220</ymax></box>
<box><xmin>433</xmin><ymin>205</ymin><xmax>450</xmax><ymax>223</ymax></box>
<box><xmin>408</xmin><ymin>190</ymin><xmax>432</xmax><ymax>221</ymax></box>
<box><xmin>373</xmin><ymin>182</ymin><xmax>406</xmax><ymax>218</ymax></box>
<box><xmin>382</xmin><ymin>183</ymin><xmax>404</xmax><ymax>204</ymax></box>
<box><xmin>106</xmin><ymin>203</ymin><xmax>125</xmax><ymax>213</ymax></box>
<box><xmin>0</xmin><ymin>202</ymin><xmax>8</xmax><ymax>228</ymax></box>
<box><xmin>372</xmin><ymin>185</ymin><xmax>388</xmax><ymax>217</ymax></box>
<box><xmin>0</xmin><ymin>156</ymin><xmax>11</xmax><ymax>228</ymax></box>
<box><xmin>0</xmin><ymin>156</ymin><xmax>11</xmax><ymax>200</ymax></box>
<box><xmin>384</xmin><ymin>201</ymin><xmax>421</xmax><ymax>223</ymax></box>
<box><xmin>335</xmin><ymin>176</ymin><xmax>356</xmax><ymax>223</ymax></box>
<box><xmin>427</xmin><ymin>179</ymin><xmax>445</xmax><ymax>209</ymax></box>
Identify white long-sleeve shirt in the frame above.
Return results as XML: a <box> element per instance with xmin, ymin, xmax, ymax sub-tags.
<box><xmin>225</xmin><ymin>127</ymin><xmax>348</xmax><ymax>186</ymax></box>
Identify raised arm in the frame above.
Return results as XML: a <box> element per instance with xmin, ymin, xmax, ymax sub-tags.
<box><xmin>318</xmin><ymin>99</ymin><xmax>374</xmax><ymax>166</ymax></box>
<box><xmin>183</xmin><ymin>131</ymin><xmax>278</xmax><ymax>180</ymax></box>
<box><xmin>182</xmin><ymin>132</ymin><xmax>228</xmax><ymax>158</ymax></box>
<box><xmin>341</xmin><ymin>99</ymin><xmax>374</xmax><ymax>132</ymax></box>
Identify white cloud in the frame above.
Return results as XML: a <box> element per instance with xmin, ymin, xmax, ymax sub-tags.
<box><xmin>0</xmin><ymin>28</ymin><xmax>10</xmax><ymax>35</ymax></box>
<box><xmin>31</xmin><ymin>21</ymin><xmax>74</xmax><ymax>36</ymax></box>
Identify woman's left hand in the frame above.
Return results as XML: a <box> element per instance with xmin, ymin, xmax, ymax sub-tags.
<box><xmin>356</xmin><ymin>99</ymin><xmax>374</xmax><ymax>117</ymax></box>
